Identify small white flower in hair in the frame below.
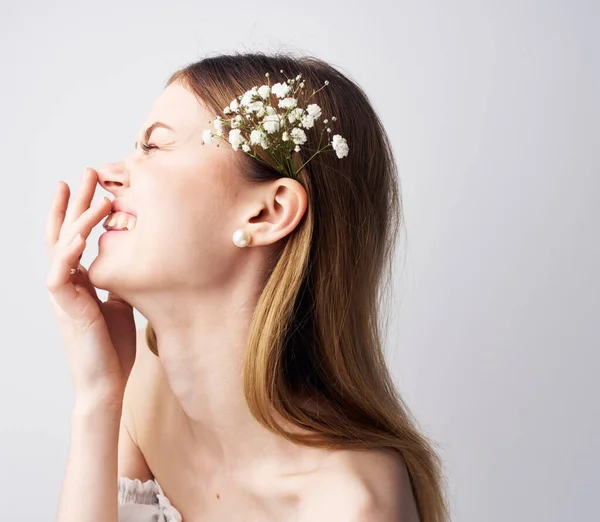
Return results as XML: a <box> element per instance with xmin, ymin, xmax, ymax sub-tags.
<box><xmin>332</xmin><ymin>134</ymin><xmax>349</xmax><ymax>158</ymax></box>
<box><xmin>240</xmin><ymin>87</ymin><xmax>259</xmax><ymax>106</ymax></box>
<box><xmin>290</xmin><ymin>127</ymin><xmax>307</xmax><ymax>145</ymax></box>
<box><xmin>250</xmin><ymin>129</ymin><xmax>266</xmax><ymax>145</ymax></box>
<box><xmin>301</xmin><ymin>114</ymin><xmax>315</xmax><ymax>129</ymax></box>
<box><xmin>278</xmin><ymin>97</ymin><xmax>297</xmax><ymax>109</ymax></box>
<box><xmin>213</xmin><ymin>116</ymin><xmax>224</xmax><ymax>133</ymax></box>
<box><xmin>246</xmin><ymin>100</ymin><xmax>264</xmax><ymax>113</ymax></box>
<box><xmin>271</xmin><ymin>82</ymin><xmax>291</xmax><ymax>98</ymax></box>
<box><xmin>288</xmin><ymin>107</ymin><xmax>304</xmax><ymax>124</ymax></box>
<box><xmin>306</xmin><ymin>104</ymin><xmax>322</xmax><ymax>119</ymax></box>
<box><xmin>263</xmin><ymin>113</ymin><xmax>282</xmax><ymax>134</ymax></box>
<box><xmin>228</xmin><ymin>128</ymin><xmax>245</xmax><ymax>151</ymax></box>
<box><xmin>258</xmin><ymin>85</ymin><xmax>271</xmax><ymax>99</ymax></box>
<box><xmin>201</xmin><ymin>73</ymin><xmax>349</xmax><ymax>178</ymax></box>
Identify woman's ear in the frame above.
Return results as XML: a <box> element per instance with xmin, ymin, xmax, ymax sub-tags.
<box><xmin>244</xmin><ymin>178</ymin><xmax>307</xmax><ymax>247</ymax></box>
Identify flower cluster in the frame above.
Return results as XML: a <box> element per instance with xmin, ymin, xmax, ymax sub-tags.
<box><xmin>201</xmin><ymin>70</ymin><xmax>349</xmax><ymax>179</ymax></box>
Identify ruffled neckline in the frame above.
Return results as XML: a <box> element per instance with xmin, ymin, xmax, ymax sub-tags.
<box><xmin>119</xmin><ymin>476</ymin><xmax>183</xmax><ymax>521</ymax></box>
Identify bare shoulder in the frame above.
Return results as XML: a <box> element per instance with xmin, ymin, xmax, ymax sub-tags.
<box><xmin>297</xmin><ymin>448</ymin><xmax>420</xmax><ymax>522</ymax></box>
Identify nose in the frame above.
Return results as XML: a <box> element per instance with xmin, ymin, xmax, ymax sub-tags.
<box><xmin>95</xmin><ymin>159</ymin><xmax>130</xmax><ymax>197</ymax></box>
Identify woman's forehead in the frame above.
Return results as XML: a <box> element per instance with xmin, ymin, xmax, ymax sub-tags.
<box><xmin>144</xmin><ymin>82</ymin><xmax>212</xmax><ymax>133</ymax></box>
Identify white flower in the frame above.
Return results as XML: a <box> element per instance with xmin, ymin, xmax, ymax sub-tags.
<box><xmin>240</xmin><ymin>87</ymin><xmax>258</xmax><ymax>106</ymax></box>
<box><xmin>228</xmin><ymin>129</ymin><xmax>244</xmax><ymax>151</ymax></box>
<box><xmin>250</xmin><ymin>129</ymin><xmax>266</xmax><ymax>145</ymax></box>
<box><xmin>331</xmin><ymin>134</ymin><xmax>349</xmax><ymax>158</ymax></box>
<box><xmin>246</xmin><ymin>100</ymin><xmax>264</xmax><ymax>113</ymax></box>
<box><xmin>278</xmin><ymin>97</ymin><xmax>297</xmax><ymax>109</ymax></box>
<box><xmin>301</xmin><ymin>114</ymin><xmax>315</xmax><ymax>129</ymax></box>
<box><xmin>290</xmin><ymin>128</ymin><xmax>307</xmax><ymax>145</ymax></box>
<box><xmin>200</xmin><ymin>72</ymin><xmax>347</xmax><ymax>177</ymax></box>
<box><xmin>306</xmin><ymin>104</ymin><xmax>322</xmax><ymax>120</ymax></box>
<box><xmin>262</xmin><ymin>114</ymin><xmax>281</xmax><ymax>134</ymax></box>
<box><xmin>271</xmin><ymin>82</ymin><xmax>291</xmax><ymax>98</ymax></box>
<box><xmin>258</xmin><ymin>85</ymin><xmax>270</xmax><ymax>99</ymax></box>
<box><xmin>288</xmin><ymin>108</ymin><xmax>304</xmax><ymax>124</ymax></box>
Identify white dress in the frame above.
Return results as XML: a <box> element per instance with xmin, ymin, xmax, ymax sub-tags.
<box><xmin>118</xmin><ymin>476</ymin><xmax>183</xmax><ymax>522</ymax></box>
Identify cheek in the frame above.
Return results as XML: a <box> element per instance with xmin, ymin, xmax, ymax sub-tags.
<box><xmin>150</xmin><ymin>185</ymin><xmax>230</xmax><ymax>250</ymax></box>
<box><xmin>136</xmin><ymin>155</ymin><xmax>235</xmax><ymax>248</ymax></box>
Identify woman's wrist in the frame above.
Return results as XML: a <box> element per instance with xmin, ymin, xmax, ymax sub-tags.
<box><xmin>73</xmin><ymin>389</ymin><xmax>124</xmax><ymax>420</ymax></box>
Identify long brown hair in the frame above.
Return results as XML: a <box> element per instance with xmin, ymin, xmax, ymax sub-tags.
<box><xmin>145</xmin><ymin>51</ymin><xmax>450</xmax><ymax>522</ymax></box>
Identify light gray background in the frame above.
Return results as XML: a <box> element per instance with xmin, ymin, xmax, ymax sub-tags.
<box><xmin>1</xmin><ymin>1</ymin><xmax>598</xmax><ymax>521</ymax></box>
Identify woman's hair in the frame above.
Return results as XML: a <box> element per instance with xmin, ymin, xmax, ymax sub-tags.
<box><xmin>145</xmin><ymin>51</ymin><xmax>450</xmax><ymax>522</ymax></box>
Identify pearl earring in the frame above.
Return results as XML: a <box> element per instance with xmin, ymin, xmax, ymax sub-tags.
<box><xmin>232</xmin><ymin>229</ymin><xmax>251</xmax><ymax>248</ymax></box>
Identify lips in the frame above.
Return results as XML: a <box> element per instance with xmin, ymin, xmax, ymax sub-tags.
<box><xmin>110</xmin><ymin>198</ymin><xmax>137</xmax><ymax>217</ymax></box>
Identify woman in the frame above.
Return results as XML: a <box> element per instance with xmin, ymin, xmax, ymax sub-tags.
<box><xmin>46</xmin><ymin>52</ymin><xmax>450</xmax><ymax>522</ymax></box>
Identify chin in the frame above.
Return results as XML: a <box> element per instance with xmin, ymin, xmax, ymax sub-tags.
<box><xmin>87</xmin><ymin>257</ymin><xmax>128</xmax><ymax>293</ymax></box>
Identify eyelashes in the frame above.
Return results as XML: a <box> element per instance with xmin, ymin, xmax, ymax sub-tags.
<box><xmin>140</xmin><ymin>141</ymin><xmax>158</xmax><ymax>154</ymax></box>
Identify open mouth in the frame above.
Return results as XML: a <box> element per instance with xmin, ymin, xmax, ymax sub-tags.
<box><xmin>102</xmin><ymin>211</ymin><xmax>137</xmax><ymax>232</ymax></box>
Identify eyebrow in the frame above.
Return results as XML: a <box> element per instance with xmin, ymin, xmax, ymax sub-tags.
<box><xmin>134</xmin><ymin>121</ymin><xmax>175</xmax><ymax>150</ymax></box>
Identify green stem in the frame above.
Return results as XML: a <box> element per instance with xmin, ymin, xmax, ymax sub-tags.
<box><xmin>294</xmin><ymin>143</ymin><xmax>332</xmax><ymax>175</ymax></box>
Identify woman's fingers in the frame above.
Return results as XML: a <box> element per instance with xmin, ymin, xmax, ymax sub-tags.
<box><xmin>63</xmin><ymin>167</ymin><xmax>98</xmax><ymax>231</ymax></box>
<box><xmin>46</xmin><ymin>232</ymin><xmax>90</xmax><ymax>319</ymax></box>
<box><xmin>45</xmin><ymin>181</ymin><xmax>70</xmax><ymax>257</ymax></box>
<box><xmin>46</xmin><ymin>168</ymin><xmax>112</xmax><ymax>258</ymax></box>
<box><xmin>67</xmin><ymin>196</ymin><xmax>112</xmax><ymax>244</ymax></box>
<box><xmin>46</xmin><ymin>197</ymin><xmax>112</xmax><ymax>318</ymax></box>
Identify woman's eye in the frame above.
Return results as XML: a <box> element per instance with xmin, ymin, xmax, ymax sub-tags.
<box><xmin>140</xmin><ymin>142</ymin><xmax>158</xmax><ymax>154</ymax></box>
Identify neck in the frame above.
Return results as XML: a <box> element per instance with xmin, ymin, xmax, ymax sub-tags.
<box><xmin>131</xmin><ymin>276</ymin><xmax>320</xmax><ymax>477</ymax></box>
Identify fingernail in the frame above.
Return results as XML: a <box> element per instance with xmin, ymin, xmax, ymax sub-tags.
<box><xmin>96</xmin><ymin>197</ymin><xmax>109</xmax><ymax>206</ymax></box>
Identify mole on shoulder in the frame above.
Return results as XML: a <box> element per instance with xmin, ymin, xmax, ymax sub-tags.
<box><xmin>216</xmin><ymin>493</ymin><xmax>220</xmax><ymax>499</ymax></box>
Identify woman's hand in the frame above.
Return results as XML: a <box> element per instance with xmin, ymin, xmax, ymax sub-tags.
<box><xmin>45</xmin><ymin>167</ymin><xmax>137</xmax><ymax>407</ymax></box>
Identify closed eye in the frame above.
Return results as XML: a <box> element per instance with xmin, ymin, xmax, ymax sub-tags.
<box><xmin>140</xmin><ymin>141</ymin><xmax>158</xmax><ymax>154</ymax></box>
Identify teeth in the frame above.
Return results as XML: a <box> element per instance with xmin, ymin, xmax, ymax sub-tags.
<box><xmin>117</xmin><ymin>213</ymin><xmax>128</xmax><ymax>229</ymax></box>
<box><xmin>104</xmin><ymin>211</ymin><xmax>136</xmax><ymax>231</ymax></box>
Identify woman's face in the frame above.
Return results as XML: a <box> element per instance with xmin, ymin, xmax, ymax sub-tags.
<box><xmin>88</xmin><ymin>81</ymin><xmax>255</xmax><ymax>294</ymax></box>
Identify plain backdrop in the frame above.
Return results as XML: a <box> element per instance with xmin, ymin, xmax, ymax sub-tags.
<box><xmin>1</xmin><ymin>1</ymin><xmax>598</xmax><ymax>521</ymax></box>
